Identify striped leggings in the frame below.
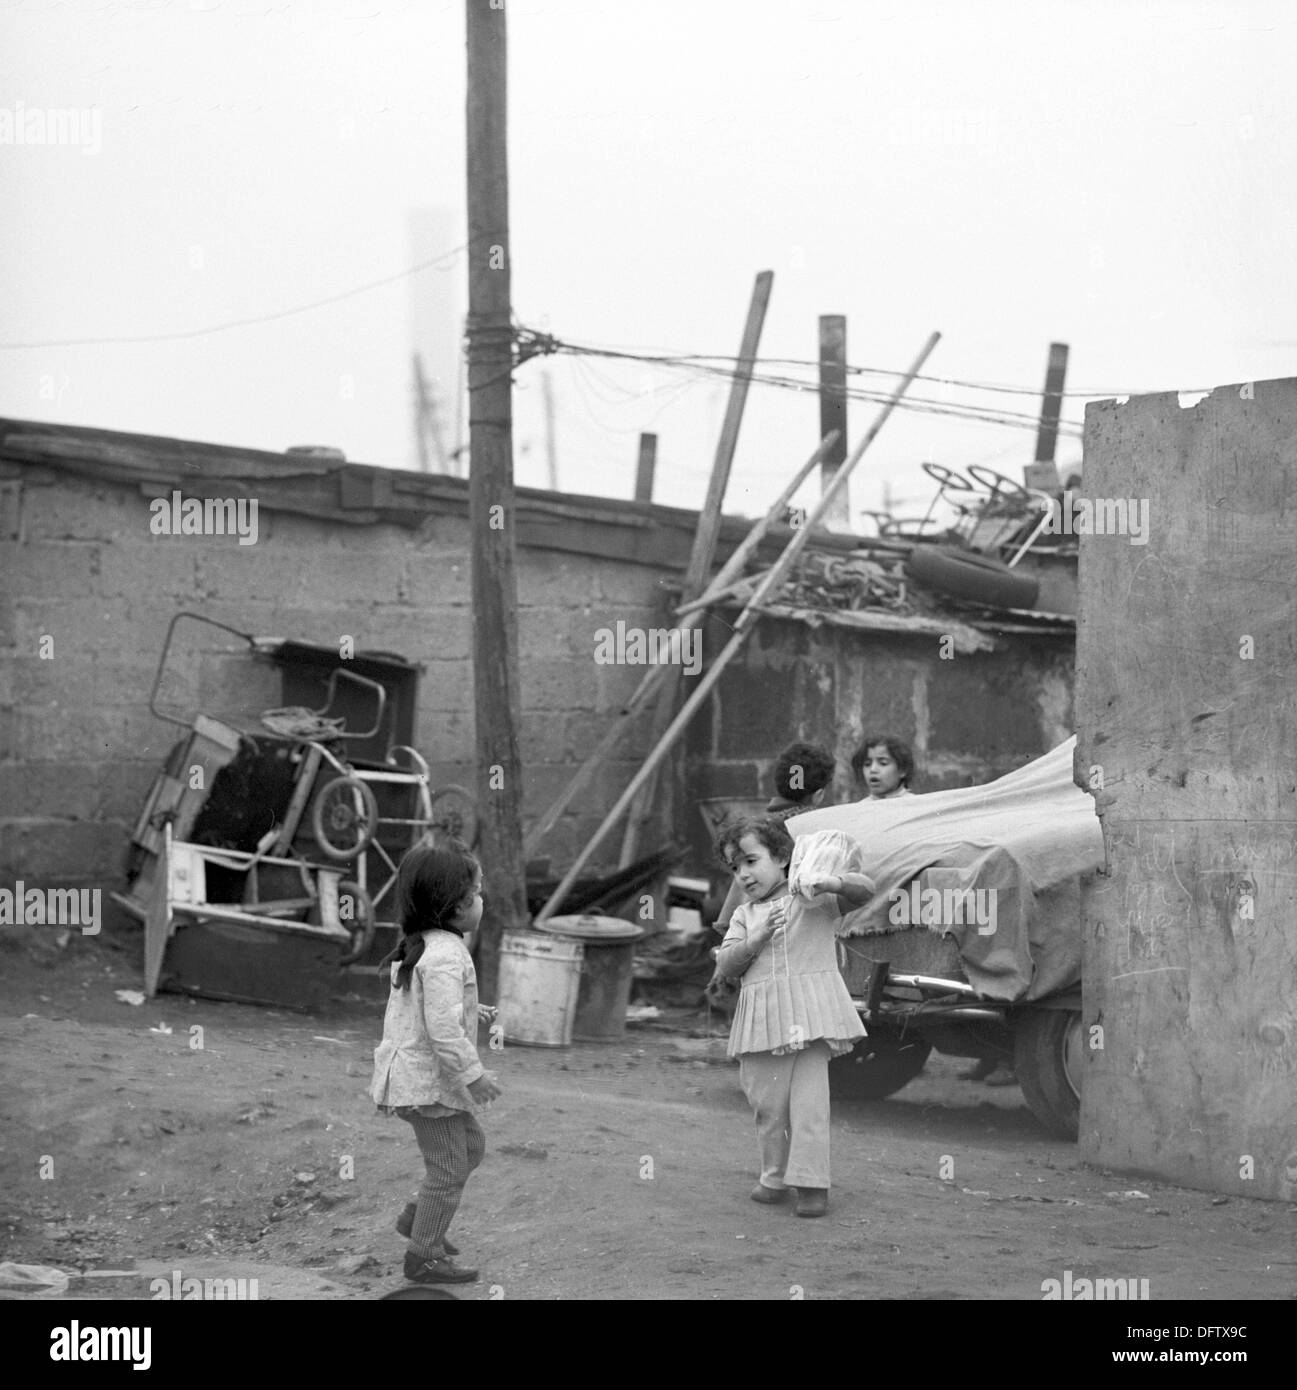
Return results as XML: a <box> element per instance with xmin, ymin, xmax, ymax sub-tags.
<box><xmin>401</xmin><ymin>1109</ymin><xmax>486</xmax><ymax>1259</ymax></box>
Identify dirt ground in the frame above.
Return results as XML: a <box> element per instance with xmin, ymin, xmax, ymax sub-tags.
<box><xmin>1</xmin><ymin>924</ymin><xmax>1293</xmax><ymax>1302</ymax></box>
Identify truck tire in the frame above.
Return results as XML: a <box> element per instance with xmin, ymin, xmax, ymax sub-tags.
<box><xmin>828</xmin><ymin>1034</ymin><xmax>932</xmax><ymax>1101</ymax></box>
<box><xmin>904</xmin><ymin>544</ymin><xmax>1039</xmax><ymax>610</ymax></box>
<box><xmin>1014</xmin><ymin>1009</ymin><xmax>1082</xmax><ymax>1139</ymax></box>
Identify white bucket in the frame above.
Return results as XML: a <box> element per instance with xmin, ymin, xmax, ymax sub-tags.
<box><xmin>497</xmin><ymin>931</ymin><xmax>584</xmax><ymax>1047</ymax></box>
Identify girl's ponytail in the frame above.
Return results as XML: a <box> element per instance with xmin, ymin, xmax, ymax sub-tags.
<box><xmin>380</xmin><ymin>837</ymin><xmax>480</xmax><ymax>990</ymax></box>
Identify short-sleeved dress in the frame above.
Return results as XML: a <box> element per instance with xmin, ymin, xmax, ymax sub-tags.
<box><xmin>721</xmin><ymin>891</ymin><xmax>867</xmax><ymax>1060</ymax></box>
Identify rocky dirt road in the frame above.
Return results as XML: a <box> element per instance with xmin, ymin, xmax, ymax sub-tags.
<box><xmin>1</xmin><ymin>925</ymin><xmax>1292</xmax><ymax>1302</ymax></box>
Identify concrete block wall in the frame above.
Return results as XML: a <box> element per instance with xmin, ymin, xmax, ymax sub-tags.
<box><xmin>1</xmin><ymin>459</ymin><xmax>1074</xmax><ymax>899</ymax></box>
<box><xmin>0</xmin><ymin>467</ymin><xmax>677</xmax><ymax>897</ymax></box>
<box><xmin>684</xmin><ymin>612</ymin><xmax>1075</xmax><ymax>865</ymax></box>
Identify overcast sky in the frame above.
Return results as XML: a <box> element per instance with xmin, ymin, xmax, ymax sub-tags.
<box><xmin>2</xmin><ymin>0</ymin><xmax>1294</xmax><ymax>524</ymax></box>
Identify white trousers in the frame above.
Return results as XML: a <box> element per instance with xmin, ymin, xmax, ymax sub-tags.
<box><xmin>738</xmin><ymin>1039</ymin><xmax>832</xmax><ymax>1190</ymax></box>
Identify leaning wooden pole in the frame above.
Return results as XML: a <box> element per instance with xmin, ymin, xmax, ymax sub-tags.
<box><xmin>536</xmin><ymin>333</ymin><xmax>941</xmax><ymax>922</ymax></box>
<box><xmin>522</xmin><ymin>431</ymin><xmax>839</xmax><ymax>859</ymax></box>
<box><xmin>620</xmin><ymin>271</ymin><xmax>774</xmax><ymax>865</ymax></box>
<box><xmin>465</xmin><ymin>0</ymin><xmax>527</xmax><ymax>999</ymax></box>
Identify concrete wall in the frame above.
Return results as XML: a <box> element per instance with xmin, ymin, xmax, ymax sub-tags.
<box><xmin>1</xmin><ymin>455</ymin><xmax>1077</xmax><ymax>909</ymax></box>
<box><xmin>683</xmin><ymin>611</ymin><xmax>1074</xmax><ymax>865</ymax></box>
<box><xmin>0</xmin><ymin>463</ymin><xmax>671</xmax><ymax>892</ymax></box>
<box><xmin>1077</xmin><ymin>378</ymin><xmax>1297</xmax><ymax>1201</ymax></box>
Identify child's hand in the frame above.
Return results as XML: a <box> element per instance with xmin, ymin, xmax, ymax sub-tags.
<box><xmin>752</xmin><ymin>901</ymin><xmax>788</xmax><ymax>943</ymax></box>
<box><xmin>477</xmin><ymin>1004</ymin><xmax>498</xmax><ymax>1024</ymax></box>
<box><xmin>468</xmin><ymin>1072</ymin><xmax>502</xmax><ymax>1105</ymax></box>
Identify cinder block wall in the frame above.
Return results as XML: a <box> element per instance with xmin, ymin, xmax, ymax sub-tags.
<box><xmin>683</xmin><ymin>613</ymin><xmax>1074</xmax><ymax>865</ymax></box>
<box><xmin>0</xmin><ymin>465</ymin><xmax>671</xmax><ymax>894</ymax></box>
<box><xmin>1</xmin><ymin>457</ymin><xmax>1079</xmax><ymax>904</ymax></box>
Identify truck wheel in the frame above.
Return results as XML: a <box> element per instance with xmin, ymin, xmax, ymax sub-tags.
<box><xmin>828</xmin><ymin>1034</ymin><xmax>932</xmax><ymax>1101</ymax></box>
<box><xmin>1014</xmin><ymin>1009</ymin><xmax>1082</xmax><ymax>1139</ymax></box>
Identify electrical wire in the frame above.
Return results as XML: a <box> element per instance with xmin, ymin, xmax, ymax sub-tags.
<box><xmin>547</xmin><ymin>337</ymin><xmax>1086</xmax><ymax>439</ymax></box>
<box><xmin>546</xmin><ymin>330</ymin><xmax>1204</xmax><ymax>401</ymax></box>
<box><xmin>0</xmin><ymin>240</ymin><xmax>479</xmax><ymax>350</ymax></box>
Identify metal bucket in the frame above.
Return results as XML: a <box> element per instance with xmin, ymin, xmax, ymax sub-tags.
<box><xmin>497</xmin><ymin>931</ymin><xmax>584</xmax><ymax>1047</ymax></box>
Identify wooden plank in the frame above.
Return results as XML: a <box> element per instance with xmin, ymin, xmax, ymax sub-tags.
<box><xmin>170</xmin><ymin>901</ymin><xmax>349</xmax><ymax>941</ymax></box>
<box><xmin>622</xmin><ymin>271</ymin><xmax>774</xmax><ymax>865</ymax></box>
<box><xmin>524</xmin><ymin>432</ymin><xmax>840</xmax><ymax>858</ymax></box>
<box><xmin>681</xmin><ymin>271</ymin><xmax>774</xmax><ymax>599</ymax></box>
<box><xmin>1076</xmin><ymin>378</ymin><xmax>1297</xmax><ymax>1200</ymax></box>
<box><xmin>537</xmin><ymin>332</ymin><xmax>940</xmax><ymax>921</ymax></box>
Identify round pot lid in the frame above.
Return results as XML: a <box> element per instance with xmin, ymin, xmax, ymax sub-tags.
<box><xmin>537</xmin><ymin>914</ymin><xmax>646</xmax><ymax>942</ymax></box>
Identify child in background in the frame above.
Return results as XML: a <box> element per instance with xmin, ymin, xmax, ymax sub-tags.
<box><xmin>850</xmin><ymin>733</ymin><xmax>915</xmax><ymax>799</ymax></box>
<box><xmin>370</xmin><ymin>839</ymin><xmax>501</xmax><ymax>1285</ymax></box>
<box><xmin>765</xmin><ymin>740</ymin><xmax>837</xmax><ymax>819</ymax></box>
<box><xmin>714</xmin><ymin>816</ymin><xmax>874</xmax><ymax>1218</ymax></box>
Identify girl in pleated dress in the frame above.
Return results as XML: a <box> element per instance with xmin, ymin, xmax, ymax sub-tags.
<box><xmin>714</xmin><ymin>817</ymin><xmax>875</xmax><ymax>1217</ymax></box>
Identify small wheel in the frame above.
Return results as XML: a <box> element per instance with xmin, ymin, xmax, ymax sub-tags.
<box><xmin>967</xmin><ymin>464</ymin><xmax>1031</xmax><ymax>502</ymax></box>
<box><xmin>311</xmin><ymin>775</ymin><xmax>378</xmax><ymax>861</ymax></box>
<box><xmin>921</xmin><ymin>461</ymin><xmax>975</xmax><ymax>492</ymax></box>
<box><xmin>426</xmin><ymin>784</ymin><xmax>479</xmax><ymax>848</ymax></box>
<box><xmin>336</xmin><ymin>880</ymin><xmax>376</xmax><ymax>966</ymax></box>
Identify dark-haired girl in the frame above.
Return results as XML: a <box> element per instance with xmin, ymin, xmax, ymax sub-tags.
<box><xmin>850</xmin><ymin>733</ymin><xmax>915</xmax><ymax>799</ymax></box>
<box><xmin>714</xmin><ymin>816</ymin><xmax>874</xmax><ymax>1218</ymax></box>
<box><xmin>369</xmin><ymin>838</ymin><xmax>501</xmax><ymax>1286</ymax></box>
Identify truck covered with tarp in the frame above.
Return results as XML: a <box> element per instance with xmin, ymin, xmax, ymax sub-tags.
<box><xmin>786</xmin><ymin>737</ymin><xmax>1104</xmax><ymax>1137</ymax></box>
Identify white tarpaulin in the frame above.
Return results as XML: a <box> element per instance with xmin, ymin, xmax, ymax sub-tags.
<box><xmin>786</xmin><ymin>737</ymin><xmax>1105</xmax><ymax>999</ymax></box>
<box><xmin>787</xmin><ymin>736</ymin><xmax>1104</xmax><ymax>919</ymax></box>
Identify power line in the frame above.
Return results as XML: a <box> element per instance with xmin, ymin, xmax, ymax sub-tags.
<box><xmin>546</xmin><ymin>336</ymin><xmax>1085</xmax><ymax>439</ymax></box>
<box><xmin>545</xmin><ymin>331</ymin><xmax>1205</xmax><ymax>401</ymax></box>
<box><xmin>0</xmin><ymin>240</ymin><xmax>477</xmax><ymax>350</ymax></box>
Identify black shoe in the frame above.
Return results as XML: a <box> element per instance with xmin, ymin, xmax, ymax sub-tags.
<box><xmin>396</xmin><ymin>1203</ymin><xmax>458</xmax><ymax>1256</ymax></box>
<box><xmin>794</xmin><ymin>1187</ymin><xmax>828</xmax><ymax>1218</ymax></box>
<box><xmin>403</xmin><ymin>1252</ymin><xmax>478</xmax><ymax>1285</ymax></box>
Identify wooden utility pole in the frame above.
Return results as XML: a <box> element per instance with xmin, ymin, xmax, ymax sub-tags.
<box><xmin>818</xmin><ymin>315</ymin><xmax>849</xmax><ymax>528</ymax></box>
<box><xmin>634</xmin><ymin>432</ymin><xmax>657</xmax><ymax>503</ymax></box>
<box><xmin>465</xmin><ymin>0</ymin><xmax>527</xmax><ymax>1001</ymax></box>
<box><xmin>1027</xmin><ymin>340</ymin><xmax>1068</xmax><ymax>491</ymax></box>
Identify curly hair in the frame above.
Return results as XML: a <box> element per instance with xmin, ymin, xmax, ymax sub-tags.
<box><xmin>714</xmin><ymin>814</ymin><xmax>795</xmax><ymax>871</ymax></box>
<box><xmin>773</xmin><ymin>741</ymin><xmax>836</xmax><ymax>802</ymax></box>
<box><xmin>850</xmin><ymin>732</ymin><xmax>915</xmax><ymax>788</ymax></box>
